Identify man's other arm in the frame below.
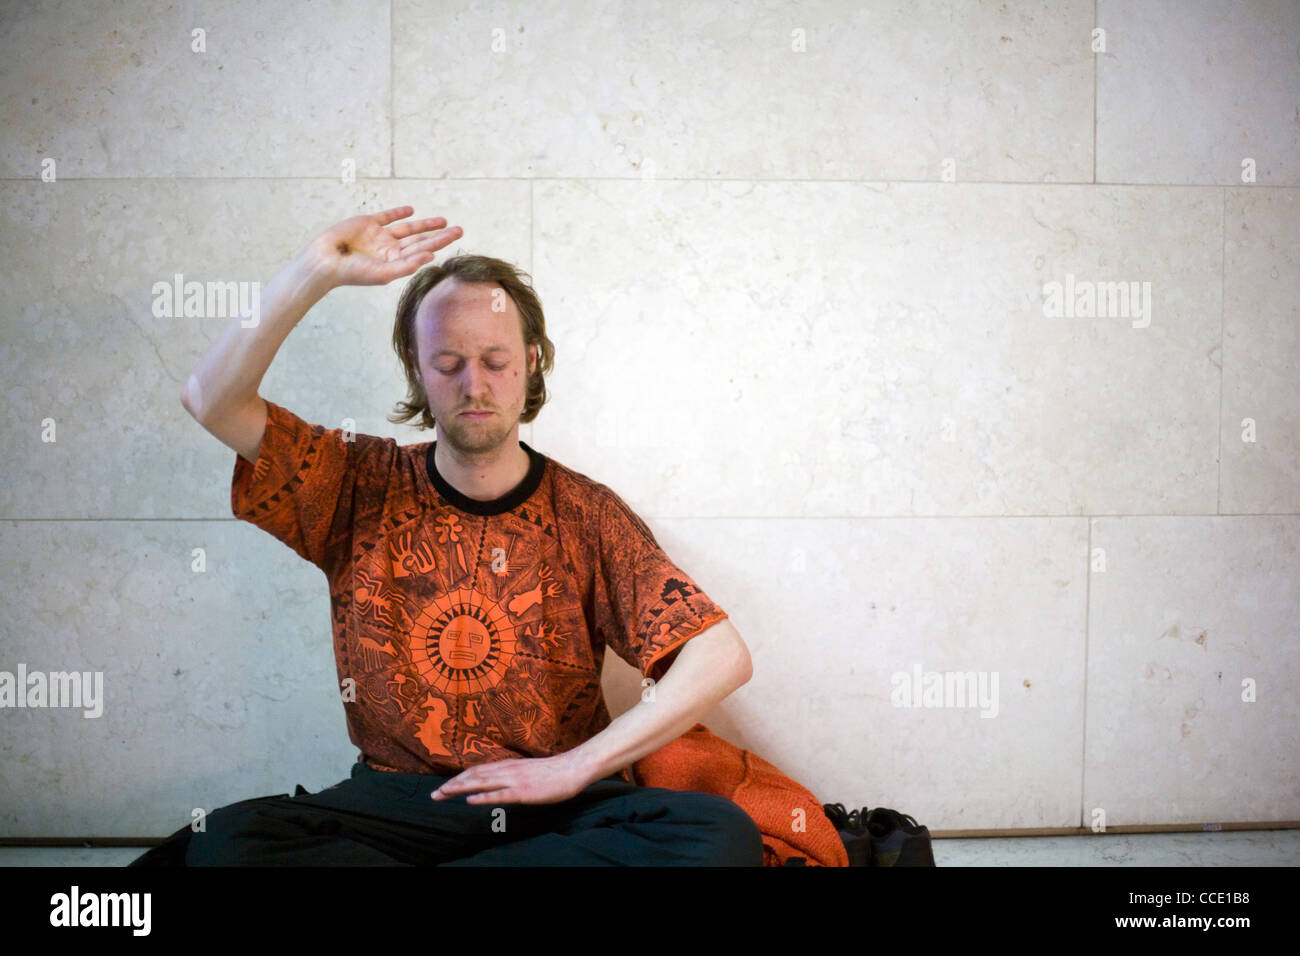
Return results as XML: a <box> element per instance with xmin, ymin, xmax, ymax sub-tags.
<box><xmin>564</xmin><ymin>617</ymin><xmax>753</xmax><ymax>785</ymax></box>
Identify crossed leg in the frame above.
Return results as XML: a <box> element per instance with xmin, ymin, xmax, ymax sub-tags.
<box><xmin>181</xmin><ymin>764</ymin><xmax>763</xmax><ymax>867</ymax></box>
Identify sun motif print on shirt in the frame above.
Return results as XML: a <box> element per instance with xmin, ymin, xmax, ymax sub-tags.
<box><xmin>231</xmin><ymin>398</ymin><xmax>730</xmax><ymax>778</ymax></box>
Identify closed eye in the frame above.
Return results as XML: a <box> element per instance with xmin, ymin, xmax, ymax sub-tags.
<box><xmin>436</xmin><ymin>361</ymin><xmax>509</xmax><ymax>374</ymax></box>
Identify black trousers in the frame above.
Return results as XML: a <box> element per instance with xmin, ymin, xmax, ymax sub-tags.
<box><xmin>129</xmin><ymin>761</ymin><xmax>765</xmax><ymax>866</ymax></box>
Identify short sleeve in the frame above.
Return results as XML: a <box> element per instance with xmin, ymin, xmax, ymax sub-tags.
<box><xmin>592</xmin><ymin>487</ymin><xmax>729</xmax><ymax>684</ymax></box>
<box><xmin>231</xmin><ymin>399</ymin><xmax>389</xmax><ymax>575</ymax></box>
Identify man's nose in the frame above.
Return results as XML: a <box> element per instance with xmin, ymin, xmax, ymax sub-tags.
<box><xmin>458</xmin><ymin>362</ymin><xmax>490</xmax><ymax>399</ymax></box>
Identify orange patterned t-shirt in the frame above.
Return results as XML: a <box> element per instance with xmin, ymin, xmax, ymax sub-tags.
<box><xmin>231</xmin><ymin>399</ymin><xmax>729</xmax><ymax>781</ymax></box>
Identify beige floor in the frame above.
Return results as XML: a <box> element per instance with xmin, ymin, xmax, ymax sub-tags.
<box><xmin>2</xmin><ymin>830</ymin><xmax>1297</xmax><ymax>866</ymax></box>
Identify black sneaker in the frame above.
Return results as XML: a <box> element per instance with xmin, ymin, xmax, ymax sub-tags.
<box><xmin>821</xmin><ymin>802</ymin><xmax>873</xmax><ymax>866</ymax></box>
<box><xmin>864</xmin><ymin>807</ymin><xmax>936</xmax><ymax>866</ymax></box>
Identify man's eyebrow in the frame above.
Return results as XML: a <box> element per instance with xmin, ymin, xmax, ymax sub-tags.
<box><xmin>432</xmin><ymin>346</ymin><xmax>511</xmax><ymax>357</ymax></box>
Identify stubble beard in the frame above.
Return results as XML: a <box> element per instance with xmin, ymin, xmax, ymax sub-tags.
<box><xmin>445</xmin><ymin>415</ymin><xmax>508</xmax><ymax>455</ymax></box>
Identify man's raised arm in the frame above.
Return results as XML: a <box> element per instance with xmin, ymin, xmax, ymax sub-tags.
<box><xmin>179</xmin><ymin>206</ymin><xmax>463</xmax><ymax>463</ymax></box>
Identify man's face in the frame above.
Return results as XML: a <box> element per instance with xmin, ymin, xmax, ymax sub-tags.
<box><xmin>415</xmin><ymin>277</ymin><xmax>536</xmax><ymax>456</ymax></box>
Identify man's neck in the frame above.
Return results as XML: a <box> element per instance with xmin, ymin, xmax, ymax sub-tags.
<box><xmin>434</xmin><ymin>438</ymin><xmax>531</xmax><ymax>502</ymax></box>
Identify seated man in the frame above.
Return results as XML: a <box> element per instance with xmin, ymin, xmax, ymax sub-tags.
<box><xmin>135</xmin><ymin>207</ymin><xmax>761</xmax><ymax>866</ymax></box>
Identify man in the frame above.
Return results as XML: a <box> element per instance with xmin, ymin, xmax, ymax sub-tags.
<box><xmin>136</xmin><ymin>206</ymin><xmax>761</xmax><ymax>866</ymax></box>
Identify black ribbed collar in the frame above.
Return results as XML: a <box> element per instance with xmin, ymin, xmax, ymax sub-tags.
<box><xmin>426</xmin><ymin>440</ymin><xmax>546</xmax><ymax>516</ymax></box>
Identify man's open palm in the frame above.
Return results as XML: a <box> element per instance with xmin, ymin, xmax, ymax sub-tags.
<box><xmin>307</xmin><ymin>205</ymin><xmax>462</xmax><ymax>287</ymax></box>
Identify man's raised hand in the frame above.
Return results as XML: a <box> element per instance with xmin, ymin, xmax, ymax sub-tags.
<box><xmin>303</xmin><ymin>205</ymin><xmax>462</xmax><ymax>289</ymax></box>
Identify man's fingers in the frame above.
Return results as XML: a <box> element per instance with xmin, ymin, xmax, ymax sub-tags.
<box><xmin>396</xmin><ymin>230</ymin><xmax>453</xmax><ymax>252</ymax></box>
<box><xmin>447</xmin><ymin>768</ymin><xmax>518</xmax><ymax>794</ymax></box>
<box><xmin>388</xmin><ymin>217</ymin><xmax>448</xmax><ymax>242</ymax></box>
<box><xmin>371</xmin><ymin>205</ymin><xmax>415</xmax><ymax>227</ymax></box>
<box><xmin>373</xmin><ymin>252</ymin><xmax>433</xmax><ymax>283</ymax></box>
<box><xmin>466</xmin><ymin>788</ymin><xmax>514</xmax><ymax>805</ymax></box>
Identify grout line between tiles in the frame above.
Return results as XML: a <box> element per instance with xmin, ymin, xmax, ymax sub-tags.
<box><xmin>1217</xmin><ymin>188</ymin><xmax>1226</xmax><ymax>514</ymax></box>
<box><xmin>2</xmin><ymin>177</ymin><xmax>1291</xmax><ymax>187</ymax></box>
<box><xmin>1080</xmin><ymin>519</ymin><xmax>1092</xmax><ymax>830</ymax></box>
<box><xmin>1093</xmin><ymin>0</ymin><xmax>1098</xmax><ymax>185</ymax></box>
<box><xmin>389</xmin><ymin>0</ymin><xmax>394</xmax><ymax>178</ymax></box>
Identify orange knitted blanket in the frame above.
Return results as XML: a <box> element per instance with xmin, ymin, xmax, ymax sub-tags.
<box><xmin>629</xmin><ymin>723</ymin><xmax>848</xmax><ymax>867</ymax></box>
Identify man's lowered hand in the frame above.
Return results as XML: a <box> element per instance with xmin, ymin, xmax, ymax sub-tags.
<box><xmin>430</xmin><ymin>753</ymin><xmax>593</xmax><ymax>806</ymax></box>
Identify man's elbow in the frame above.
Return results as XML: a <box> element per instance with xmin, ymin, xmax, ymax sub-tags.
<box><xmin>709</xmin><ymin>618</ymin><xmax>752</xmax><ymax>687</ymax></box>
<box><xmin>676</xmin><ymin>619</ymin><xmax>753</xmax><ymax>689</ymax></box>
<box><xmin>730</xmin><ymin>635</ymin><xmax>754</xmax><ymax>687</ymax></box>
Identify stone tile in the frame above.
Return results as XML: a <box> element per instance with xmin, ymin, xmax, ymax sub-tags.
<box><xmin>1097</xmin><ymin>0</ymin><xmax>1300</xmax><ymax>185</ymax></box>
<box><xmin>604</xmin><ymin>514</ymin><xmax>1090</xmax><ymax>830</ymax></box>
<box><xmin>1085</xmin><ymin>516</ymin><xmax>1300</xmax><ymax>826</ymax></box>
<box><xmin>1221</xmin><ymin>189</ymin><xmax>1300</xmax><ymax>513</ymax></box>
<box><xmin>0</xmin><ymin>0</ymin><xmax>391</xmax><ymax>178</ymax></box>
<box><xmin>0</xmin><ymin>178</ymin><xmax>528</xmax><ymax>518</ymax></box>
<box><xmin>0</xmin><ymin>519</ymin><xmax>359</xmax><ymax>837</ymax></box>
<box><xmin>393</xmin><ymin>0</ymin><xmax>1094</xmax><ymax>182</ymax></box>
<box><xmin>530</xmin><ymin>180</ymin><xmax>1221</xmax><ymax>517</ymax></box>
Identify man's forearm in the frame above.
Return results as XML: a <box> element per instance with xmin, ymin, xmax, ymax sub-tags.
<box><xmin>564</xmin><ymin>618</ymin><xmax>753</xmax><ymax>785</ymax></box>
<box><xmin>181</xmin><ymin>246</ymin><xmax>334</xmax><ymax>423</ymax></box>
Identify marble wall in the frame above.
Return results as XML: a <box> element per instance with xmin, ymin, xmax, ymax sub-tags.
<box><xmin>0</xmin><ymin>0</ymin><xmax>1295</xmax><ymax>837</ymax></box>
